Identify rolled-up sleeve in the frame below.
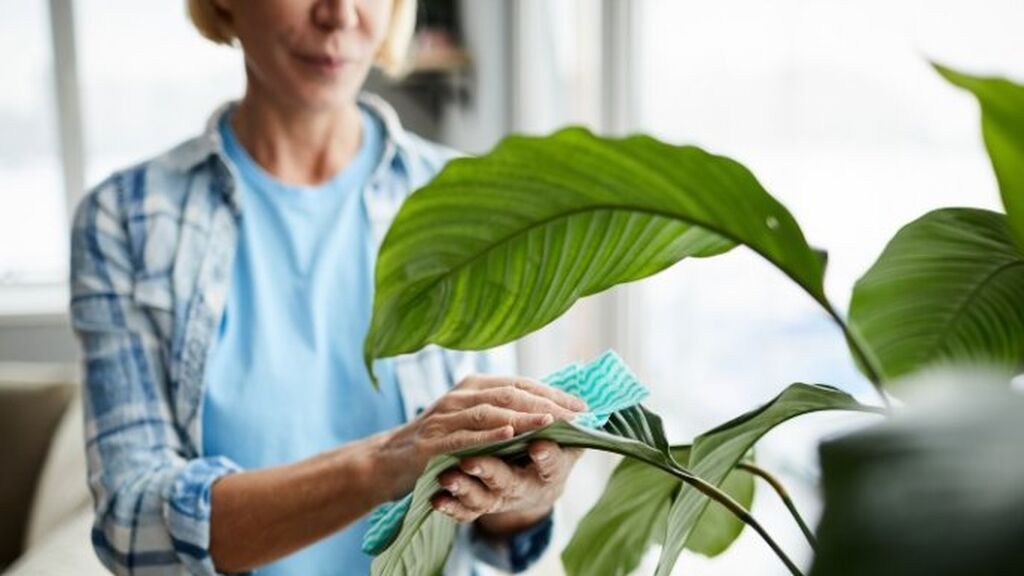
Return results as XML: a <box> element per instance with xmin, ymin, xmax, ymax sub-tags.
<box><xmin>72</xmin><ymin>175</ymin><xmax>242</xmax><ymax>576</ymax></box>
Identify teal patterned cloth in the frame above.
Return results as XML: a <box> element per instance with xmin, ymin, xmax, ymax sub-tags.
<box><xmin>362</xmin><ymin>349</ymin><xmax>649</xmax><ymax>555</ymax></box>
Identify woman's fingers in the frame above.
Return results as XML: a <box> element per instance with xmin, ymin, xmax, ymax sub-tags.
<box><xmin>438</xmin><ymin>470</ymin><xmax>497</xmax><ymax>514</ymax></box>
<box><xmin>433</xmin><ymin>458</ymin><xmax>516</xmax><ymax>521</ymax></box>
<box><xmin>432</xmin><ymin>404</ymin><xmax>553</xmax><ymax>436</ymax></box>
<box><xmin>434</xmin><ymin>425</ymin><xmax>514</xmax><ymax>453</ymax></box>
<box><xmin>458</xmin><ymin>375</ymin><xmax>587</xmax><ymax>413</ymax></box>
<box><xmin>510</xmin><ymin>378</ymin><xmax>588</xmax><ymax>413</ymax></box>
<box><xmin>432</xmin><ymin>448</ymin><xmax>583</xmax><ymax>522</ymax></box>
<box><xmin>459</xmin><ymin>455</ymin><xmax>520</xmax><ymax>495</ymax></box>
<box><xmin>528</xmin><ymin>440</ymin><xmax>568</xmax><ymax>483</ymax></box>
<box><xmin>431</xmin><ymin>492</ymin><xmax>484</xmax><ymax>523</ymax></box>
<box><xmin>442</xmin><ymin>387</ymin><xmax>581</xmax><ymax>422</ymax></box>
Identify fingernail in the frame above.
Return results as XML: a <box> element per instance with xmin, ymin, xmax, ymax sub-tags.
<box><xmin>538</xmin><ymin>414</ymin><xmax>554</xmax><ymax>425</ymax></box>
<box><xmin>536</xmin><ymin>450</ymin><xmax>551</xmax><ymax>462</ymax></box>
<box><xmin>445</xmin><ymin>481</ymin><xmax>460</xmax><ymax>495</ymax></box>
<box><xmin>572</xmin><ymin>398</ymin><xmax>587</xmax><ymax>411</ymax></box>
<box><xmin>467</xmin><ymin>466</ymin><xmax>481</xmax><ymax>476</ymax></box>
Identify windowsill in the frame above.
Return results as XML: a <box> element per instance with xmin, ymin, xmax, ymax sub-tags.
<box><xmin>0</xmin><ymin>283</ymin><xmax>70</xmax><ymax>325</ymax></box>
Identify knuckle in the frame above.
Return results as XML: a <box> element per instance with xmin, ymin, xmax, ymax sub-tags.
<box><xmin>438</xmin><ymin>434</ymin><xmax>460</xmax><ymax>452</ymax></box>
<box><xmin>494</xmin><ymin>388</ymin><xmax>516</xmax><ymax>407</ymax></box>
<box><xmin>471</xmin><ymin>405</ymin><xmax>490</xmax><ymax>425</ymax></box>
<box><xmin>537</xmin><ymin>468</ymin><xmax>555</xmax><ymax>483</ymax></box>
<box><xmin>420</xmin><ymin>417</ymin><xmax>445</xmax><ymax>439</ymax></box>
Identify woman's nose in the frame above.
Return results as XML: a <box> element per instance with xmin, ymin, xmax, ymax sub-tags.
<box><xmin>313</xmin><ymin>0</ymin><xmax>360</xmax><ymax>31</ymax></box>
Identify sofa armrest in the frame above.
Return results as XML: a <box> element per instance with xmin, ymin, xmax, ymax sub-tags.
<box><xmin>0</xmin><ymin>364</ymin><xmax>77</xmax><ymax>570</ymax></box>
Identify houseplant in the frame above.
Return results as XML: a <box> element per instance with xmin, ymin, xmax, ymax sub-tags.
<box><xmin>362</xmin><ymin>63</ymin><xmax>1024</xmax><ymax>575</ymax></box>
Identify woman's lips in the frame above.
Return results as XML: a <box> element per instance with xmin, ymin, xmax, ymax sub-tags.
<box><xmin>293</xmin><ymin>52</ymin><xmax>353</xmax><ymax>73</ymax></box>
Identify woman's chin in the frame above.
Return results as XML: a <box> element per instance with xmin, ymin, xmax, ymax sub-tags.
<box><xmin>287</xmin><ymin>71</ymin><xmax>368</xmax><ymax>111</ymax></box>
<box><xmin>287</xmin><ymin>83</ymin><xmax>362</xmax><ymax>112</ymax></box>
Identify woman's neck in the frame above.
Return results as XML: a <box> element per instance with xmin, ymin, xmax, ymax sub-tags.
<box><xmin>230</xmin><ymin>82</ymin><xmax>363</xmax><ymax>186</ymax></box>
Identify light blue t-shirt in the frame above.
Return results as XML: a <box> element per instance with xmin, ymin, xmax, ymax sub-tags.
<box><xmin>202</xmin><ymin>105</ymin><xmax>405</xmax><ymax>575</ymax></box>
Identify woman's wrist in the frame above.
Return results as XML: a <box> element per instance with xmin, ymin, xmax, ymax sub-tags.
<box><xmin>356</xmin><ymin>426</ymin><xmax>414</xmax><ymax>504</ymax></box>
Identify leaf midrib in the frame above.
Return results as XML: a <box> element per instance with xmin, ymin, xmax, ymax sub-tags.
<box><xmin>377</xmin><ymin>202</ymin><xmax>819</xmax><ymax>353</ymax></box>
<box><xmin>928</xmin><ymin>257</ymin><xmax>1024</xmax><ymax>364</ymax></box>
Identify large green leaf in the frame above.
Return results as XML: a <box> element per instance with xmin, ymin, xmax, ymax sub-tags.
<box><xmin>656</xmin><ymin>384</ymin><xmax>882</xmax><ymax>576</ymax></box>
<box><xmin>936</xmin><ymin>64</ymin><xmax>1024</xmax><ymax>250</ymax></box>
<box><xmin>365</xmin><ymin>128</ymin><xmax>827</xmax><ymax>375</ymax></box>
<box><xmin>684</xmin><ymin>458</ymin><xmax>756</xmax><ymax>557</ymax></box>
<box><xmin>371</xmin><ymin>406</ymin><xmax>678</xmax><ymax>576</ymax></box>
<box><xmin>562</xmin><ymin>446</ymin><xmax>754</xmax><ymax>576</ymax></box>
<box><xmin>848</xmin><ymin>208</ymin><xmax>1024</xmax><ymax>385</ymax></box>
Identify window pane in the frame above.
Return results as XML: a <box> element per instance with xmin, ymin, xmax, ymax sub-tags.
<box><xmin>0</xmin><ymin>0</ymin><xmax>66</xmax><ymax>284</ymax></box>
<box><xmin>631</xmin><ymin>1</ymin><xmax>1024</xmax><ymax>573</ymax></box>
<box><xmin>76</xmin><ymin>0</ymin><xmax>244</xmax><ymax>188</ymax></box>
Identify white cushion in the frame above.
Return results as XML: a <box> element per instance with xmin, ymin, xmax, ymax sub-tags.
<box><xmin>5</xmin><ymin>507</ymin><xmax>106</xmax><ymax>575</ymax></box>
<box><xmin>23</xmin><ymin>390</ymin><xmax>91</xmax><ymax>550</ymax></box>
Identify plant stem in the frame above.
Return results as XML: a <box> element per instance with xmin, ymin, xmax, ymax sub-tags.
<box><xmin>653</xmin><ymin>461</ymin><xmax>805</xmax><ymax>576</ymax></box>
<box><xmin>823</xmin><ymin>304</ymin><xmax>892</xmax><ymax>410</ymax></box>
<box><xmin>737</xmin><ymin>462</ymin><xmax>818</xmax><ymax>551</ymax></box>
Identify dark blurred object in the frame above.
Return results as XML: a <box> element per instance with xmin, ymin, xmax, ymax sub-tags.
<box><xmin>387</xmin><ymin>0</ymin><xmax>470</xmax><ymax>119</ymax></box>
<box><xmin>0</xmin><ymin>366</ymin><xmax>74</xmax><ymax>569</ymax></box>
<box><xmin>811</xmin><ymin>386</ymin><xmax>1024</xmax><ymax>576</ymax></box>
<box><xmin>418</xmin><ymin>0</ymin><xmax>461</xmax><ymax>36</ymax></box>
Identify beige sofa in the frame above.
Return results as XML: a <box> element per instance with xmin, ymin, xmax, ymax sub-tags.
<box><xmin>1</xmin><ymin>364</ymin><xmax>106</xmax><ymax>575</ymax></box>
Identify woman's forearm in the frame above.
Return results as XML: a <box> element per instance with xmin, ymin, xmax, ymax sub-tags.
<box><xmin>208</xmin><ymin>432</ymin><xmax>392</xmax><ymax>573</ymax></box>
<box><xmin>208</xmin><ymin>375</ymin><xmax>585</xmax><ymax>573</ymax></box>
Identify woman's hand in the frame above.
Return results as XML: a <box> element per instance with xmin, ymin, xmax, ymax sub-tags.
<box><xmin>434</xmin><ymin>440</ymin><xmax>582</xmax><ymax>536</ymax></box>
<box><xmin>374</xmin><ymin>374</ymin><xmax>586</xmax><ymax>501</ymax></box>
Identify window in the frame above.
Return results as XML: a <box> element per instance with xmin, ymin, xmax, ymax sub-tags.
<box><xmin>628</xmin><ymin>0</ymin><xmax>1024</xmax><ymax>572</ymax></box>
<box><xmin>0</xmin><ymin>1</ymin><xmax>65</xmax><ymax>286</ymax></box>
<box><xmin>0</xmin><ymin>1</ymin><xmax>243</xmax><ymax>315</ymax></box>
<box><xmin>76</xmin><ymin>0</ymin><xmax>243</xmax><ymax>187</ymax></box>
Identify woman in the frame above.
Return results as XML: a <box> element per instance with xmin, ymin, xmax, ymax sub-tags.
<box><xmin>69</xmin><ymin>1</ymin><xmax>584</xmax><ymax>574</ymax></box>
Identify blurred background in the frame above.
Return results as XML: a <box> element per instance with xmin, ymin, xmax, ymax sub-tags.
<box><xmin>2</xmin><ymin>0</ymin><xmax>1022</xmax><ymax>574</ymax></box>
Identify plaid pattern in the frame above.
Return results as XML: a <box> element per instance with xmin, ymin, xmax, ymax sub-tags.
<box><xmin>70</xmin><ymin>95</ymin><xmax>543</xmax><ymax>575</ymax></box>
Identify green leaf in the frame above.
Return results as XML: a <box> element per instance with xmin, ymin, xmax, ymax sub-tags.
<box><xmin>849</xmin><ymin>208</ymin><xmax>1024</xmax><ymax>385</ymax></box>
<box><xmin>935</xmin><ymin>63</ymin><xmax>1024</xmax><ymax>250</ymax></box>
<box><xmin>372</xmin><ymin>407</ymin><xmax>677</xmax><ymax>576</ymax></box>
<box><xmin>562</xmin><ymin>446</ymin><xmax>754</xmax><ymax>576</ymax></box>
<box><xmin>656</xmin><ymin>384</ymin><xmax>882</xmax><ymax>576</ymax></box>
<box><xmin>365</xmin><ymin>128</ymin><xmax>827</xmax><ymax>374</ymax></box>
<box><xmin>684</xmin><ymin>456</ymin><xmax>756</xmax><ymax>557</ymax></box>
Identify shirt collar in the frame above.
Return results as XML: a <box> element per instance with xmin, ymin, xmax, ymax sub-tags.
<box><xmin>162</xmin><ymin>92</ymin><xmax>418</xmax><ymax>205</ymax></box>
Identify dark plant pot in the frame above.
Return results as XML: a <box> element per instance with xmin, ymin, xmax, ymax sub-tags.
<box><xmin>811</xmin><ymin>390</ymin><xmax>1024</xmax><ymax>576</ymax></box>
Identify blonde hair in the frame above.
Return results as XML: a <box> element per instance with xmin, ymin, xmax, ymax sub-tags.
<box><xmin>187</xmin><ymin>0</ymin><xmax>417</xmax><ymax>77</ymax></box>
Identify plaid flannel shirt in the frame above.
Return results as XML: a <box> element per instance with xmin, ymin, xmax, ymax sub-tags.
<box><xmin>70</xmin><ymin>94</ymin><xmax>550</xmax><ymax>575</ymax></box>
